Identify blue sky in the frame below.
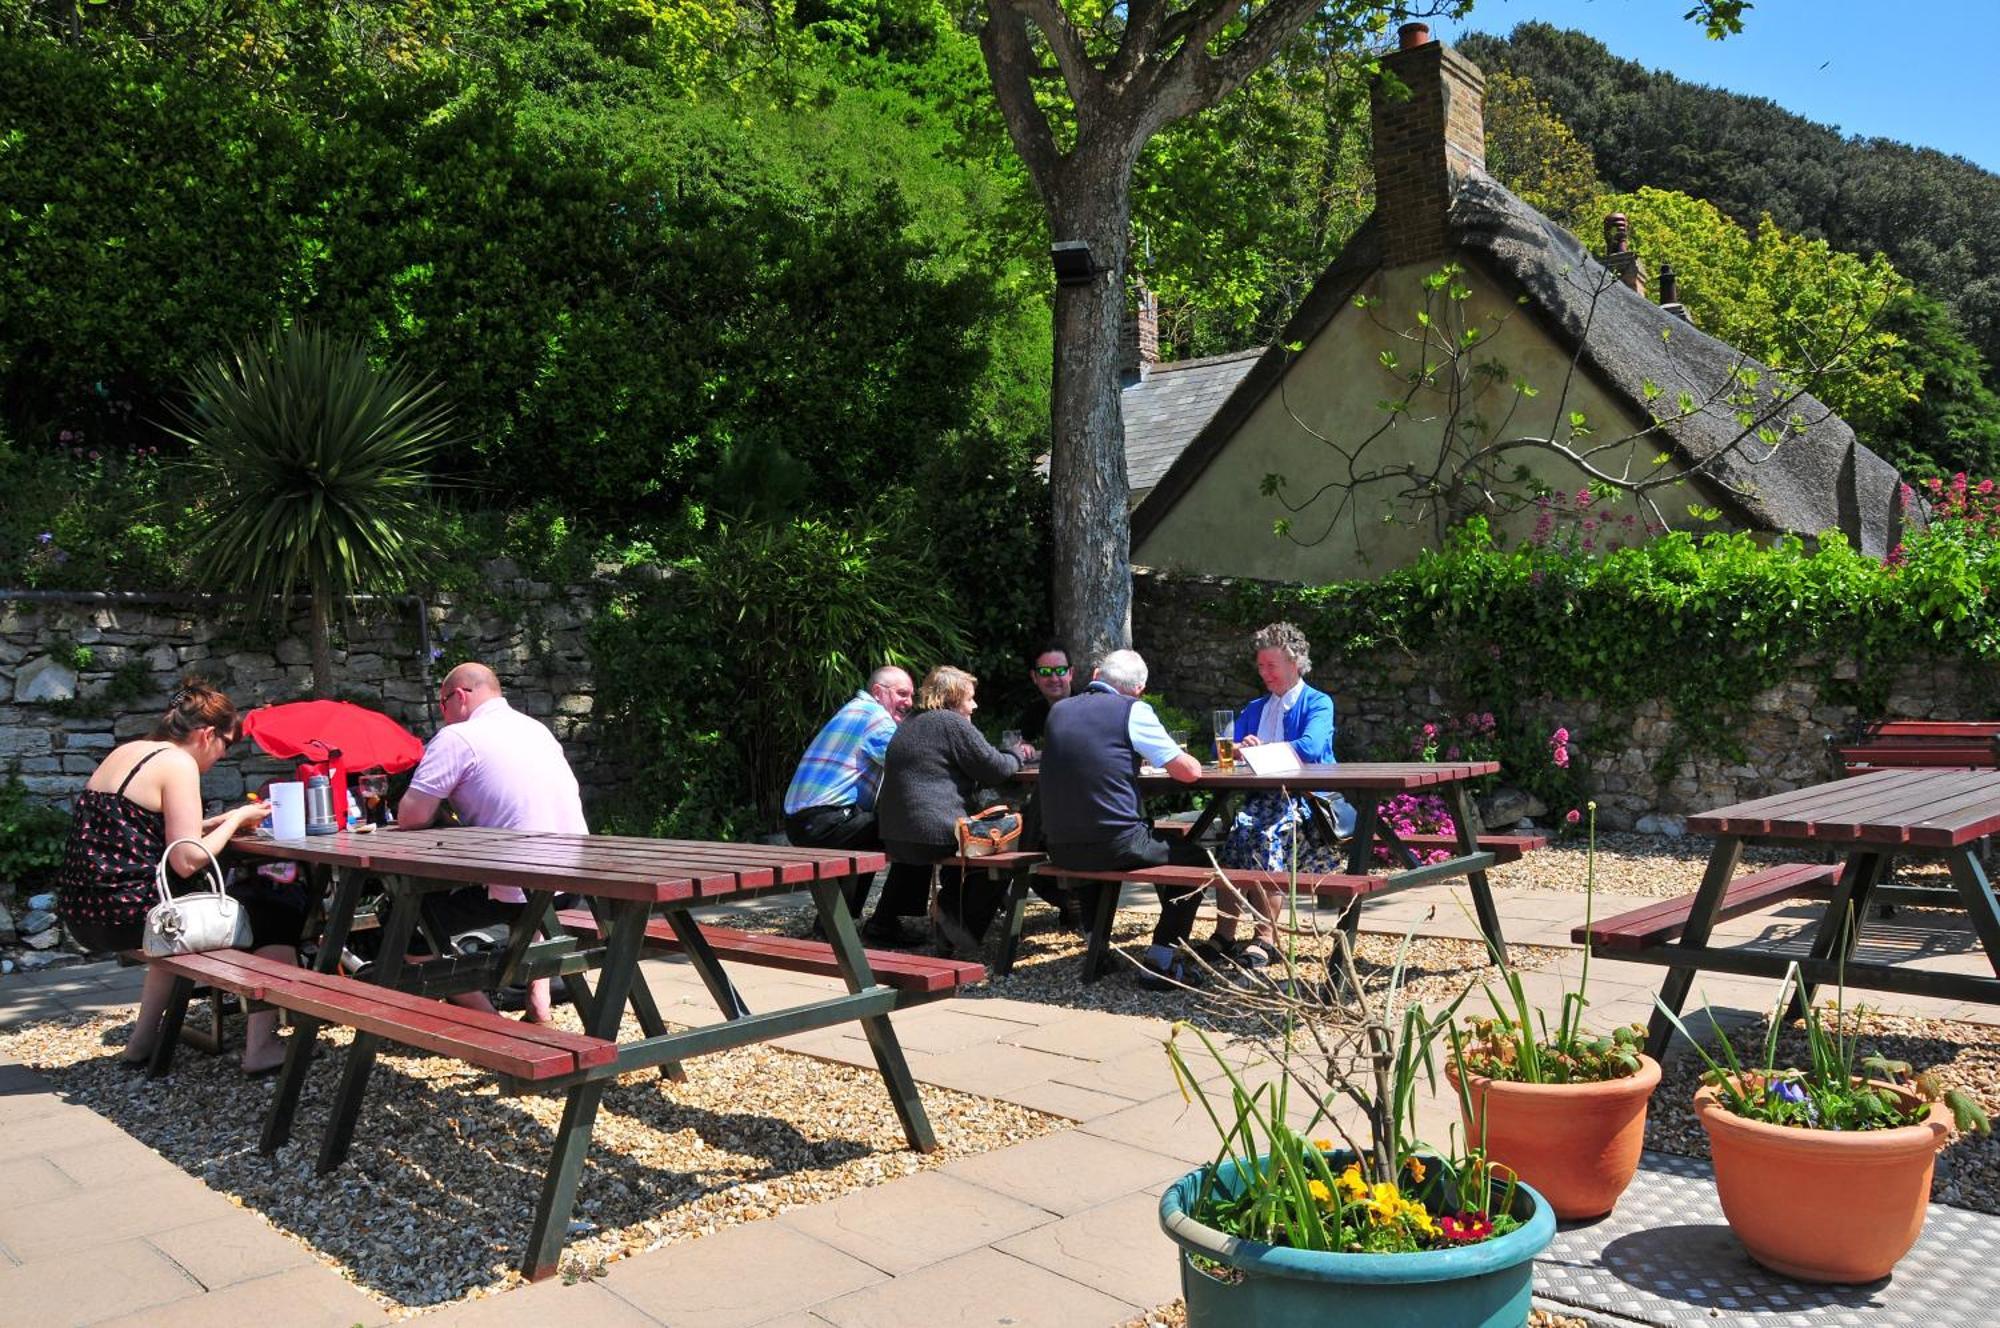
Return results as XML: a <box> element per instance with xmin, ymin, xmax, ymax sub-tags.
<box><xmin>1435</xmin><ymin>0</ymin><xmax>2000</xmax><ymax>173</ymax></box>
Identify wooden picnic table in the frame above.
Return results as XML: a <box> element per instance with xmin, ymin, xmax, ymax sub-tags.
<box><xmin>1017</xmin><ymin>760</ymin><xmax>1514</xmax><ymax>959</ymax></box>
<box><xmin>230</xmin><ymin>826</ymin><xmax>922</xmax><ymax>1281</ymax></box>
<box><xmin>1639</xmin><ymin>768</ymin><xmax>2000</xmax><ymax>1056</ymax></box>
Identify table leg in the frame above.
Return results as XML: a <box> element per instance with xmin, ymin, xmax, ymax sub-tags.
<box><xmin>315</xmin><ymin>875</ymin><xmax>424</xmax><ymax>1173</ymax></box>
<box><xmin>1443</xmin><ymin>784</ymin><xmax>1506</xmax><ymax>965</ymax></box>
<box><xmin>995</xmin><ymin>866</ymin><xmax>1034</xmax><ymax>976</ymax></box>
<box><xmin>521</xmin><ymin>897</ymin><xmax>650</xmax><ymax>1282</ymax></box>
<box><xmin>146</xmin><ymin>975</ymin><xmax>198</xmax><ymax>1078</ymax></box>
<box><xmin>1182</xmin><ymin>789</ymin><xmax>1237</xmax><ymax>844</ymax></box>
<box><xmin>578</xmin><ymin>898</ymin><xmax>681</xmax><ymax>1082</ymax></box>
<box><xmin>665</xmin><ymin>913</ymin><xmax>752</xmax><ymax>1020</ymax></box>
<box><xmin>1794</xmin><ymin>849</ymin><xmax>1890</xmax><ymax>1017</ymax></box>
<box><xmin>261</xmin><ymin>865</ymin><xmax>364</xmax><ymax>1154</ymax></box>
<box><xmin>1080</xmin><ymin>878</ymin><xmax>1120</xmax><ymax>983</ymax></box>
<box><xmin>810</xmin><ymin>877</ymin><xmax>935</xmax><ymax>1152</ymax></box>
<box><xmin>1946</xmin><ymin>848</ymin><xmax>2000</xmax><ymax>978</ymax></box>
<box><xmin>1645</xmin><ymin>835</ymin><xmax>1743</xmax><ymax>1059</ymax></box>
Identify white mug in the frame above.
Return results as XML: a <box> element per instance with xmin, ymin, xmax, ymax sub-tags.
<box><xmin>267</xmin><ymin>781</ymin><xmax>307</xmax><ymax>840</ymax></box>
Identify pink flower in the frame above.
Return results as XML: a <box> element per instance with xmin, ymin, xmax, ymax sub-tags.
<box><xmin>1422</xmin><ymin>723</ymin><xmax>1436</xmax><ymax>738</ymax></box>
<box><xmin>1553</xmin><ymin>746</ymin><xmax>1570</xmax><ymax>768</ymax></box>
<box><xmin>1566</xmin><ymin>808</ymin><xmax>1581</xmax><ymax>825</ymax></box>
<box><xmin>1574</xmin><ymin>487</ymin><xmax>1592</xmax><ymax>506</ymax></box>
<box><xmin>1982</xmin><ymin>479</ymin><xmax>1995</xmax><ymax>496</ymax></box>
<box><xmin>1552</xmin><ymin>727</ymin><xmax>1570</xmax><ymax>744</ymax></box>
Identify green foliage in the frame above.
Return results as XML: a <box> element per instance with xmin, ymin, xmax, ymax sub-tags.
<box><xmin>1482</xmin><ymin>70</ymin><xmax>1601</xmax><ymax>229</ymax></box>
<box><xmin>588</xmin><ymin>510</ymin><xmax>971</xmax><ymax>836</ymax></box>
<box><xmin>0</xmin><ymin>773</ymin><xmax>70</xmax><ymax>889</ymax></box>
<box><xmin>0</xmin><ymin>427</ymin><xmax>190</xmax><ymax>589</ymax></box>
<box><xmin>168</xmin><ymin>323</ymin><xmax>451</xmax><ymax>694</ymax></box>
<box><xmin>1227</xmin><ymin>513</ymin><xmax>2000</xmax><ymax>791</ymax></box>
<box><xmin>1461</xmin><ymin>22</ymin><xmax>2000</xmax><ymax>391</ymax></box>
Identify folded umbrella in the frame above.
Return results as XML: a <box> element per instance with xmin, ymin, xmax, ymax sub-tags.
<box><xmin>241</xmin><ymin>699</ymin><xmax>426</xmax><ymax>775</ymax></box>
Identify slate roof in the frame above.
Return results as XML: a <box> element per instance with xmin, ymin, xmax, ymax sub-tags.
<box><xmin>1132</xmin><ymin>170</ymin><xmax>1911</xmax><ymax>557</ymax></box>
<box><xmin>1120</xmin><ymin>349</ymin><xmax>1264</xmax><ymax>497</ymax></box>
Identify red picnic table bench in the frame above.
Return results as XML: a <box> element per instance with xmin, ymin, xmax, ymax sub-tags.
<box><xmin>136</xmin><ymin>827</ymin><xmax>976</xmax><ymax>1283</ymax></box>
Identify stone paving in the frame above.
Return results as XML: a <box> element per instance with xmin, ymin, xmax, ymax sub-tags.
<box><xmin>1</xmin><ymin>882</ymin><xmax>1994</xmax><ymax>1328</ymax></box>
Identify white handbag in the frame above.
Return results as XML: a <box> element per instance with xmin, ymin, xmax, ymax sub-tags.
<box><xmin>142</xmin><ymin>838</ymin><xmax>252</xmax><ymax>956</ymax></box>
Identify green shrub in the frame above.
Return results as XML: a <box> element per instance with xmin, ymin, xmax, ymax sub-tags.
<box><xmin>0</xmin><ymin>774</ymin><xmax>70</xmax><ymax>892</ymax></box>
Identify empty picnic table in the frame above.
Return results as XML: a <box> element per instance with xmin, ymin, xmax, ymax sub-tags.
<box><xmin>1621</xmin><ymin>768</ymin><xmax>2000</xmax><ymax>1058</ymax></box>
<box><xmin>219</xmin><ymin>826</ymin><xmax>946</xmax><ymax>1280</ymax></box>
<box><xmin>1014</xmin><ymin>761</ymin><xmax>1518</xmax><ymax>972</ymax></box>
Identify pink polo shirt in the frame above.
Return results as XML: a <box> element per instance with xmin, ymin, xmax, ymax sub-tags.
<box><xmin>406</xmin><ymin>696</ymin><xmax>587</xmax><ymax>902</ymax></box>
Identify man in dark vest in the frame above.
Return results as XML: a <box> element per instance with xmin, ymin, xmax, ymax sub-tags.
<box><xmin>1039</xmin><ymin>649</ymin><xmax>1205</xmax><ymax>988</ymax></box>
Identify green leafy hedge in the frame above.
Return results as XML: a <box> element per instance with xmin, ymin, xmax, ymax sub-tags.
<box><xmin>1227</xmin><ymin>510</ymin><xmax>2000</xmax><ymax>808</ymax></box>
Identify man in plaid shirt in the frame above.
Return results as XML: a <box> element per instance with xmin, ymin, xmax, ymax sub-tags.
<box><xmin>784</xmin><ymin>666</ymin><xmax>915</xmax><ymax>940</ymax></box>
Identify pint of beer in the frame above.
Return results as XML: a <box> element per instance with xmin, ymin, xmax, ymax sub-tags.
<box><xmin>1211</xmin><ymin>710</ymin><xmax>1237</xmax><ymax>770</ymax></box>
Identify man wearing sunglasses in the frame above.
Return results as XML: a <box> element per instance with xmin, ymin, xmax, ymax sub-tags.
<box><xmin>1019</xmin><ymin>643</ymin><xmax>1073</xmax><ymax>747</ymax></box>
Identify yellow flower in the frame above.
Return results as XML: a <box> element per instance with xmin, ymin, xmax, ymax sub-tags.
<box><xmin>1408</xmin><ymin>1207</ymin><xmax>1439</xmax><ymax>1238</ymax></box>
<box><xmin>1307</xmin><ymin>1178</ymin><xmax>1332</xmax><ymax>1207</ymax></box>
<box><xmin>1337</xmin><ymin>1165</ymin><xmax>1368</xmax><ymax>1201</ymax></box>
<box><xmin>1370</xmin><ymin>1181</ymin><xmax>1402</xmax><ymax>1211</ymax></box>
<box><xmin>1407</xmin><ymin>1157</ymin><xmax>1427</xmax><ymax>1183</ymax></box>
<box><xmin>1313</xmin><ymin>1137</ymin><xmax>1335</xmax><ymax>1151</ymax></box>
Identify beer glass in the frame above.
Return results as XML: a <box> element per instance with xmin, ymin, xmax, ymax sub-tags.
<box><xmin>1212</xmin><ymin>709</ymin><xmax>1238</xmax><ymax>770</ymax></box>
<box><xmin>358</xmin><ymin>771</ymin><xmax>389</xmax><ymax>823</ymax></box>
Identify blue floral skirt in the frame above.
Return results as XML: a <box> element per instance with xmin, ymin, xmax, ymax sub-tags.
<box><xmin>1220</xmin><ymin>790</ymin><xmax>1353</xmax><ymax>874</ymax></box>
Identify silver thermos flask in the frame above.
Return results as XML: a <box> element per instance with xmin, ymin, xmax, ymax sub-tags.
<box><xmin>305</xmin><ymin>773</ymin><xmax>338</xmax><ymax>836</ymax></box>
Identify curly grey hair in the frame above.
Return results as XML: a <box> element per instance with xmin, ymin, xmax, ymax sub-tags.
<box><xmin>1252</xmin><ymin>621</ymin><xmax>1312</xmax><ymax>676</ymax></box>
<box><xmin>1097</xmin><ymin>649</ymin><xmax>1150</xmax><ymax>695</ymax></box>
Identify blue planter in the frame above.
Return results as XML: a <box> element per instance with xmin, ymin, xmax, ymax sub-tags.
<box><xmin>1157</xmin><ymin>1156</ymin><xmax>1556</xmax><ymax>1328</ymax></box>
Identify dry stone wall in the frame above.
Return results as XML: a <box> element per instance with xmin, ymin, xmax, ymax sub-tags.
<box><xmin>1133</xmin><ymin>568</ymin><xmax>1998</xmax><ymax>831</ymax></box>
<box><xmin>0</xmin><ymin>562</ymin><xmax>608</xmax><ymax>810</ymax></box>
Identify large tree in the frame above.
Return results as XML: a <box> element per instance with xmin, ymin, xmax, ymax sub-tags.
<box><xmin>977</xmin><ymin>0</ymin><xmax>1748</xmax><ymax>664</ymax></box>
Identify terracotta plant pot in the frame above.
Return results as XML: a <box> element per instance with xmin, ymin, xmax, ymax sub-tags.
<box><xmin>1448</xmin><ymin>1054</ymin><xmax>1661</xmax><ymax>1220</ymax></box>
<box><xmin>1694</xmin><ymin>1078</ymin><xmax>1951</xmax><ymax>1282</ymax></box>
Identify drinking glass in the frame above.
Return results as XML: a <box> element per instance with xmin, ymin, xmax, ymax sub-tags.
<box><xmin>1000</xmin><ymin>729</ymin><xmax>1024</xmax><ymax>755</ymax></box>
<box><xmin>358</xmin><ymin>771</ymin><xmax>389</xmax><ymax>822</ymax></box>
<box><xmin>1212</xmin><ymin>709</ymin><xmax>1238</xmax><ymax>770</ymax></box>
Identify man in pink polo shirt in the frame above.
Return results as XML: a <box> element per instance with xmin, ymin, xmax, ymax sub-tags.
<box><xmin>397</xmin><ymin>661</ymin><xmax>586</xmax><ymax>1022</ymax></box>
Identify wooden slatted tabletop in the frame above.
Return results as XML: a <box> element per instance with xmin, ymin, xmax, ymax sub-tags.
<box><xmin>232</xmin><ymin>826</ymin><xmax>886</xmax><ymax>903</ymax></box>
<box><xmin>1686</xmin><ymin>768</ymin><xmax>2000</xmax><ymax>848</ymax></box>
<box><xmin>1014</xmin><ymin>760</ymin><xmax>1500</xmax><ymax>793</ymax></box>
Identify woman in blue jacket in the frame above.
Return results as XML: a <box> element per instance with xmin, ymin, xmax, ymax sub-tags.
<box><xmin>1198</xmin><ymin>622</ymin><xmax>1353</xmax><ymax>971</ymax></box>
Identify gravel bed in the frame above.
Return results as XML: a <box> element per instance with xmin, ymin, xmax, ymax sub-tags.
<box><xmin>1486</xmin><ymin>830</ymin><xmax>1967</xmax><ymax>900</ymax></box>
<box><xmin>1123</xmin><ymin>1301</ymin><xmax>1588</xmax><ymax>1326</ymax></box>
<box><xmin>1646</xmin><ymin>1007</ymin><xmax>2000</xmax><ymax>1214</ymax></box>
<box><xmin>0</xmin><ymin>1006</ymin><xmax>1064</xmax><ymax>1315</ymax></box>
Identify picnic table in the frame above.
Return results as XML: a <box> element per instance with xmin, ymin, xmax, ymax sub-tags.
<box><xmin>1008</xmin><ymin>761</ymin><xmax>1528</xmax><ymax>975</ymax></box>
<box><xmin>1618</xmin><ymin>768</ymin><xmax>2000</xmax><ymax>1058</ymax></box>
<box><xmin>200</xmin><ymin>826</ymin><xmax>946</xmax><ymax>1280</ymax></box>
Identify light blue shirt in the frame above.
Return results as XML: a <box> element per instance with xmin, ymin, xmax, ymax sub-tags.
<box><xmin>1256</xmin><ymin>678</ymin><xmax>1307</xmax><ymax>745</ymax></box>
<box><xmin>1086</xmin><ymin>681</ymin><xmax>1182</xmax><ymax>766</ymax></box>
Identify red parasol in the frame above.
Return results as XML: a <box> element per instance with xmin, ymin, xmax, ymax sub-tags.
<box><xmin>241</xmin><ymin>700</ymin><xmax>426</xmax><ymax>775</ymax></box>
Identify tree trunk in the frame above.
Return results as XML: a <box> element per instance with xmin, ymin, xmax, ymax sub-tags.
<box><xmin>309</xmin><ymin>592</ymin><xmax>333</xmax><ymax>700</ymax></box>
<box><xmin>1047</xmin><ymin>184</ymin><xmax>1135</xmax><ymax>674</ymax></box>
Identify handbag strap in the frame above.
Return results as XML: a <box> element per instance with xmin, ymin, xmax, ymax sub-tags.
<box><xmin>155</xmin><ymin>837</ymin><xmax>227</xmax><ymax>907</ymax></box>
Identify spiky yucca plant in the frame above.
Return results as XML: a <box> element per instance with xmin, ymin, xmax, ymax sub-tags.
<box><xmin>168</xmin><ymin>324</ymin><xmax>452</xmax><ymax>697</ymax></box>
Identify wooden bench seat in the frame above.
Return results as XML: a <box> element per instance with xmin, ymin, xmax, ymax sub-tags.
<box><xmin>145</xmin><ymin>949</ymin><xmax>618</xmax><ymax>1084</ymax></box>
<box><xmin>941</xmin><ymin>849</ymin><xmax>1045</xmax><ymax>873</ymax></box>
<box><xmin>1029</xmin><ymin>861</ymin><xmax>1387</xmax><ymax>901</ymax></box>
<box><xmin>1572</xmin><ymin>862</ymin><xmax>1842</xmax><ymax>953</ymax></box>
<box><xmin>1831</xmin><ymin>720</ymin><xmax>2000</xmax><ymax>777</ymax></box>
<box><xmin>554</xmin><ymin>911</ymin><xmax>984</xmax><ymax>999</ymax></box>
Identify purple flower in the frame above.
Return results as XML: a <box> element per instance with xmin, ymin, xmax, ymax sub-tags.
<box><xmin>37</xmin><ymin>531</ymin><xmax>53</xmax><ymax>544</ymax></box>
<box><xmin>1772</xmin><ymin>1080</ymin><xmax>1808</xmax><ymax>1105</ymax></box>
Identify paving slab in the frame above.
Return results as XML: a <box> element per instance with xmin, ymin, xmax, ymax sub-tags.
<box><xmin>995</xmin><ymin>1191</ymin><xmax>1181</xmax><ymax>1309</ymax></box>
<box><xmin>1051</xmin><ymin>1043</ymin><xmax>1184</xmax><ymax>1101</ymax></box>
<box><xmin>431</xmin><ymin>1274</ymin><xmax>663</xmax><ymax>1327</ymax></box>
<box><xmin>781</xmin><ymin>1171</ymin><xmax>1052</xmax><ymax>1275</ymax></box>
<box><xmin>0</xmin><ymin>1170</ymin><xmax>229</xmax><ymax>1263</ymax></box>
<box><xmin>1001</xmin><ymin>1010</ymin><xmax>1172</xmax><ymax>1061</ymax></box>
<box><xmin>599</xmin><ymin>1220</ymin><xmax>884</xmax><ymax>1327</ymax></box>
<box><xmin>0</xmin><ymin>1155</ymin><xmax>80</xmax><ymax>1207</ymax></box>
<box><xmin>810</xmin><ymin>1247</ymin><xmax>1138</xmax><ymax>1328</ymax></box>
<box><xmin>1075</xmin><ymin>1092</ymin><xmax>1221</xmax><ymax>1166</ymax></box>
<box><xmin>145</xmin><ymin>1214</ymin><xmax>313</xmax><ymax>1289</ymax></box>
<box><xmin>0</xmin><ymin>1238</ymin><xmax>199</xmax><ymax>1328</ymax></box>
<box><xmin>914</xmin><ymin>1042</ymin><xmax>1097</xmax><ymax>1099</ymax></box>
<box><xmin>942</xmin><ymin>1129</ymin><xmax>1189</xmax><ymax>1216</ymax></box>
<box><xmin>85</xmin><ymin>1264</ymin><xmax>391</xmax><ymax>1328</ymax></box>
<box><xmin>982</xmin><ymin>1077</ymin><xmax>1140</xmax><ymax>1122</ymax></box>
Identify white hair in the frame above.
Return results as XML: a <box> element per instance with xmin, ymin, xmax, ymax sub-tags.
<box><xmin>1097</xmin><ymin>649</ymin><xmax>1149</xmax><ymax>695</ymax></box>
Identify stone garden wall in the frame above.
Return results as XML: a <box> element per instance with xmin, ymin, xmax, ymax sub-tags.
<box><xmin>1132</xmin><ymin>568</ymin><xmax>2000</xmax><ymax>831</ymax></box>
<box><xmin>0</xmin><ymin>562</ymin><xmax>607</xmax><ymax>810</ymax></box>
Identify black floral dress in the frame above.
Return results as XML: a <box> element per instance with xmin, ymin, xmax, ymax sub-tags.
<box><xmin>56</xmin><ymin>747</ymin><xmax>171</xmax><ymax>950</ymax></box>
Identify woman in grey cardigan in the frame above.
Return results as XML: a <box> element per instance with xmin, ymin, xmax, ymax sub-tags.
<box><xmin>876</xmin><ymin>666</ymin><xmax>1026</xmax><ymax>955</ymax></box>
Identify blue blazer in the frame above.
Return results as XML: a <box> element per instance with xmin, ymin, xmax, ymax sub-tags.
<box><xmin>1234</xmin><ymin>682</ymin><xmax>1336</xmax><ymax>764</ymax></box>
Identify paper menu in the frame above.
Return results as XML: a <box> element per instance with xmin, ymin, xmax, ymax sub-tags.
<box><xmin>1238</xmin><ymin>740</ymin><xmax>1302</xmax><ymax>775</ymax></box>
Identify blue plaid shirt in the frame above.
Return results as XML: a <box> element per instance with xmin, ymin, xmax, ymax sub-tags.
<box><xmin>783</xmin><ymin>691</ymin><xmax>897</xmax><ymax>816</ymax></box>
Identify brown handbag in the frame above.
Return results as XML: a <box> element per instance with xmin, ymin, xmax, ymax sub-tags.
<box><xmin>954</xmin><ymin>805</ymin><xmax>1022</xmax><ymax>857</ymax></box>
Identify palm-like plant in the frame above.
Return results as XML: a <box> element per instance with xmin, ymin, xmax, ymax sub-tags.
<box><xmin>167</xmin><ymin>324</ymin><xmax>452</xmax><ymax>697</ymax></box>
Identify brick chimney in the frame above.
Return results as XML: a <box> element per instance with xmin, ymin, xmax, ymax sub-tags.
<box><xmin>1370</xmin><ymin>22</ymin><xmax>1487</xmax><ymax>269</ymax></box>
<box><xmin>1657</xmin><ymin>261</ymin><xmax>1694</xmax><ymax>324</ymax></box>
<box><xmin>1120</xmin><ymin>280</ymin><xmax>1160</xmax><ymax>384</ymax></box>
<box><xmin>1602</xmin><ymin>212</ymin><xmax>1648</xmax><ymax>299</ymax></box>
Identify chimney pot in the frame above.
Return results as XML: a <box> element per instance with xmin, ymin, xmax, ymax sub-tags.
<box><xmin>1398</xmin><ymin>22</ymin><xmax>1431</xmax><ymax>49</ymax></box>
<box><xmin>1603</xmin><ymin>212</ymin><xmax>1631</xmax><ymax>254</ymax></box>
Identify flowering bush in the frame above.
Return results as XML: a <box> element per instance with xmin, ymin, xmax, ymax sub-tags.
<box><xmin>1167</xmin><ymin>924</ymin><xmax>1524</xmax><ymax>1255</ymax></box>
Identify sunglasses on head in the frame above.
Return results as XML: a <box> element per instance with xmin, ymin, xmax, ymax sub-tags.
<box><xmin>1033</xmin><ymin>665</ymin><xmax>1071</xmax><ymax>677</ymax></box>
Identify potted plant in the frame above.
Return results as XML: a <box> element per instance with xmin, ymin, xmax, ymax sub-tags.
<box><xmin>1446</xmin><ymin>803</ymin><xmax>1661</xmax><ymax>1220</ymax></box>
<box><xmin>1658</xmin><ymin>955</ymin><xmax>1989</xmax><ymax>1283</ymax></box>
<box><xmin>1159</xmin><ymin>899</ymin><xmax>1556</xmax><ymax>1328</ymax></box>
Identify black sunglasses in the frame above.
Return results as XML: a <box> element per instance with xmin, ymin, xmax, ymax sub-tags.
<box><xmin>1033</xmin><ymin>665</ymin><xmax>1071</xmax><ymax>677</ymax></box>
